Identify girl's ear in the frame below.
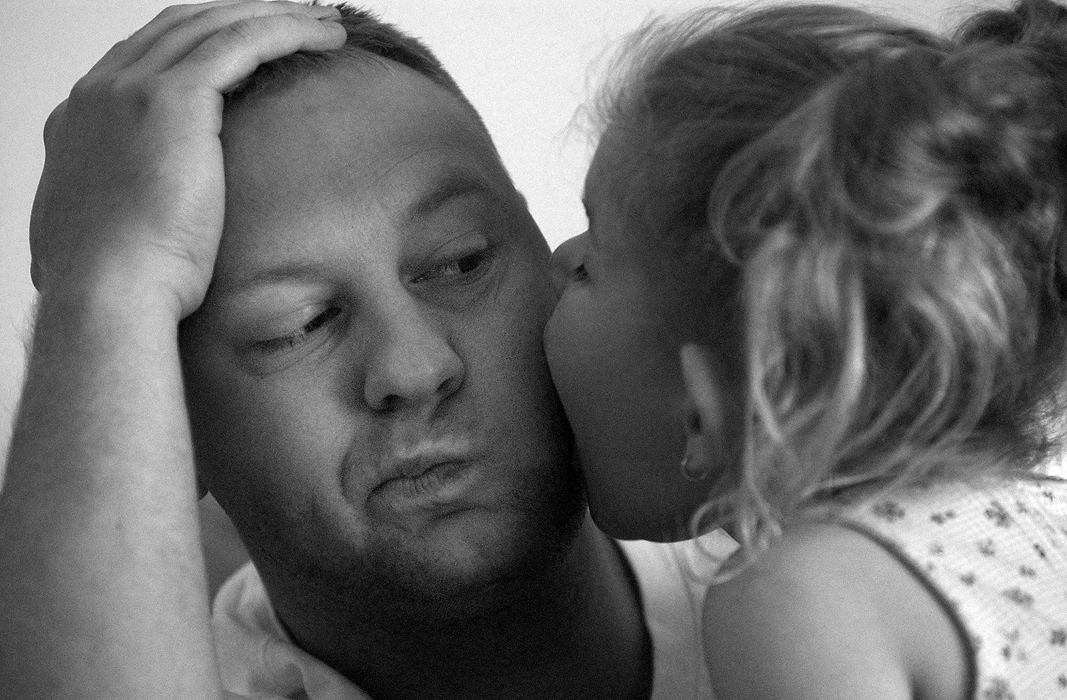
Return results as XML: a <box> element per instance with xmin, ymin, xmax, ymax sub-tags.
<box><xmin>679</xmin><ymin>343</ymin><xmax>724</xmax><ymax>482</ymax></box>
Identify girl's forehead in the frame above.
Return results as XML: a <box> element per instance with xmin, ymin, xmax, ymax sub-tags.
<box><xmin>587</xmin><ymin>126</ymin><xmax>636</xmax><ymax>188</ymax></box>
<box><xmin>583</xmin><ymin>127</ymin><xmax>640</xmax><ymax>236</ymax></box>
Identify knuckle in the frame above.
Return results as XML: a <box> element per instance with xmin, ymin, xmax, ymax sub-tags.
<box><xmin>128</xmin><ymin>76</ymin><xmax>184</xmax><ymax>114</ymax></box>
<box><xmin>271</xmin><ymin>11</ymin><xmax>321</xmax><ymax>36</ymax></box>
<box><xmin>223</xmin><ymin>17</ymin><xmax>259</xmax><ymax>44</ymax></box>
<box><xmin>110</xmin><ymin>36</ymin><xmax>133</xmax><ymax>56</ymax></box>
<box><xmin>70</xmin><ymin>72</ymin><xmax>184</xmax><ymax>122</ymax></box>
<box><xmin>69</xmin><ymin>72</ymin><xmax>131</xmax><ymax>105</ymax></box>
<box><xmin>67</xmin><ymin>74</ymin><xmax>98</xmax><ymax>101</ymax></box>
<box><xmin>155</xmin><ymin>5</ymin><xmax>188</xmax><ymax>23</ymax></box>
<box><xmin>71</xmin><ymin>73</ymin><xmax>126</xmax><ymax>106</ymax></box>
<box><xmin>42</xmin><ymin>100</ymin><xmax>68</xmax><ymax>142</ymax></box>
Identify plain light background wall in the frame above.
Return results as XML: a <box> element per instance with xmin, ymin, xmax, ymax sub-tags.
<box><xmin>0</xmin><ymin>0</ymin><xmax>1005</xmax><ymax>460</ymax></box>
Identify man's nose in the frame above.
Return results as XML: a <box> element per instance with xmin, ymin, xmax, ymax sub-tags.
<box><xmin>549</xmin><ymin>233</ymin><xmax>585</xmax><ymax>299</ymax></box>
<box><xmin>362</xmin><ymin>301</ymin><xmax>464</xmax><ymax>414</ymax></box>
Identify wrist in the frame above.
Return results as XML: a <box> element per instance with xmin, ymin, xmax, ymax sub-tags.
<box><xmin>31</xmin><ymin>285</ymin><xmax>183</xmax><ymax>364</ymax></box>
<box><xmin>35</xmin><ymin>258</ymin><xmax>188</xmax><ymax>331</ymax></box>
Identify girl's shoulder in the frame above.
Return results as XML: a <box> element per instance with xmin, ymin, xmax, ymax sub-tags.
<box><xmin>825</xmin><ymin>474</ymin><xmax>1067</xmax><ymax>600</ymax></box>
<box><xmin>821</xmin><ymin>474</ymin><xmax>1067</xmax><ymax>699</ymax></box>
<box><xmin>702</xmin><ymin>521</ymin><xmax>968</xmax><ymax>699</ymax></box>
<box><xmin>830</xmin><ymin>472</ymin><xmax>1067</xmax><ymax>528</ymax></box>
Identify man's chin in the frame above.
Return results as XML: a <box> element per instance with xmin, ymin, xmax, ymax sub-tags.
<box><xmin>415</xmin><ymin>501</ymin><xmax>584</xmax><ymax>580</ymax></box>
<box><xmin>320</xmin><ymin>515</ymin><xmax>570</xmax><ymax>624</ymax></box>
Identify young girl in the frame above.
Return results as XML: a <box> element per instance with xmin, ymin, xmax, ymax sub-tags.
<box><xmin>544</xmin><ymin>1</ymin><xmax>1067</xmax><ymax>697</ymax></box>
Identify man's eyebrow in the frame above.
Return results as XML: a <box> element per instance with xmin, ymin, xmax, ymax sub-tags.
<box><xmin>406</xmin><ymin>172</ymin><xmax>502</xmax><ymax>224</ymax></box>
<box><xmin>211</xmin><ymin>175</ymin><xmax>503</xmax><ymax>299</ymax></box>
<box><xmin>211</xmin><ymin>261</ymin><xmax>325</xmax><ymax>300</ymax></box>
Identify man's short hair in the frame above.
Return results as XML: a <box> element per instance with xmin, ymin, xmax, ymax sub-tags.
<box><xmin>226</xmin><ymin>3</ymin><xmax>476</xmax><ymax>116</ymax></box>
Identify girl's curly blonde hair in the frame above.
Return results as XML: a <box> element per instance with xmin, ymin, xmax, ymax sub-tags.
<box><xmin>597</xmin><ymin>0</ymin><xmax>1067</xmax><ymax>570</ymax></box>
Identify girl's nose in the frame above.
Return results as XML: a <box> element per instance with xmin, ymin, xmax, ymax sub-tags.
<box><xmin>548</xmin><ymin>232</ymin><xmax>586</xmax><ymax>299</ymax></box>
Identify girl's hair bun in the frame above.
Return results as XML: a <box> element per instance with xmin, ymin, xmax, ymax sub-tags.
<box><xmin>957</xmin><ymin>0</ymin><xmax>1067</xmax><ymax>49</ymax></box>
<box><xmin>952</xmin><ymin>0</ymin><xmax>1067</xmax><ymax>300</ymax></box>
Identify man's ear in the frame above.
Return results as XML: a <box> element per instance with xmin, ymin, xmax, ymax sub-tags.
<box><xmin>679</xmin><ymin>343</ymin><xmax>724</xmax><ymax>482</ymax></box>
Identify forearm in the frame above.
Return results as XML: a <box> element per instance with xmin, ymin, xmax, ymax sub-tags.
<box><xmin>0</xmin><ymin>4</ymin><xmax>346</xmax><ymax>695</ymax></box>
<box><xmin>0</xmin><ymin>287</ymin><xmax>221</xmax><ymax>698</ymax></box>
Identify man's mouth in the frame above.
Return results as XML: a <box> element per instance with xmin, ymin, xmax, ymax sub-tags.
<box><xmin>366</xmin><ymin>438</ymin><xmax>482</xmax><ymax>517</ymax></box>
<box><xmin>372</xmin><ymin>459</ymin><xmax>470</xmax><ymax>499</ymax></box>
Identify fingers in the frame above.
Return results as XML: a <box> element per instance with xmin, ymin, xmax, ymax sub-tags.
<box><xmin>128</xmin><ymin>1</ymin><xmax>342</xmax><ymax>77</ymax></box>
<box><xmin>163</xmin><ymin>11</ymin><xmax>346</xmax><ymax>92</ymax></box>
<box><xmin>90</xmin><ymin>1</ymin><xmax>340</xmax><ymax>75</ymax></box>
<box><xmin>90</xmin><ymin>1</ymin><xmax>243</xmax><ymax>73</ymax></box>
<box><xmin>48</xmin><ymin>0</ymin><xmax>347</xmax><ymax>147</ymax></box>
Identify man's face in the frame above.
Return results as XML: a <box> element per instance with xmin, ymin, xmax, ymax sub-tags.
<box><xmin>179</xmin><ymin>62</ymin><xmax>580</xmax><ymax>619</ymax></box>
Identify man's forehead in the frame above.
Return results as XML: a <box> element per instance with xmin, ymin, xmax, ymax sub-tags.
<box><xmin>221</xmin><ymin>61</ymin><xmax>506</xmax><ymax>198</ymax></box>
<box><xmin>225</xmin><ymin>60</ymin><xmax>484</xmax><ymax>146</ymax></box>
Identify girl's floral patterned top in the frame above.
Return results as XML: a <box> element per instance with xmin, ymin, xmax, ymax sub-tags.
<box><xmin>831</xmin><ymin>475</ymin><xmax>1067</xmax><ymax>700</ymax></box>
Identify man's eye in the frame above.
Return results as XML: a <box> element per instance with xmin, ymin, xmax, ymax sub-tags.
<box><xmin>249</xmin><ymin>307</ymin><xmax>341</xmax><ymax>354</ymax></box>
<box><xmin>413</xmin><ymin>249</ymin><xmax>490</xmax><ymax>284</ymax></box>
